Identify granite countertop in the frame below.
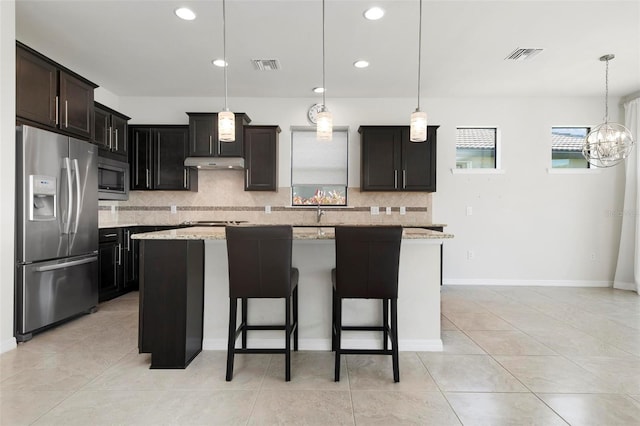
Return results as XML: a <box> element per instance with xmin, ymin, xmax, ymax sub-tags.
<box><xmin>131</xmin><ymin>226</ymin><xmax>454</xmax><ymax>241</ymax></box>
<box><xmin>100</xmin><ymin>221</ymin><xmax>448</xmax><ymax>229</ymax></box>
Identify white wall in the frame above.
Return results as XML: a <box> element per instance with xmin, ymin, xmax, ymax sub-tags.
<box><xmin>119</xmin><ymin>95</ymin><xmax>625</xmax><ymax>287</ymax></box>
<box><xmin>0</xmin><ymin>1</ymin><xmax>16</xmax><ymax>352</ymax></box>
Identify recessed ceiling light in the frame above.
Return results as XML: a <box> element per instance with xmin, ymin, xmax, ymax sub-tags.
<box><xmin>175</xmin><ymin>7</ymin><xmax>196</xmax><ymax>21</ymax></box>
<box><xmin>313</xmin><ymin>87</ymin><xmax>325</xmax><ymax>94</ymax></box>
<box><xmin>363</xmin><ymin>7</ymin><xmax>384</xmax><ymax>20</ymax></box>
<box><xmin>212</xmin><ymin>59</ymin><xmax>228</xmax><ymax>67</ymax></box>
<box><xmin>353</xmin><ymin>60</ymin><xmax>369</xmax><ymax>69</ymax></box>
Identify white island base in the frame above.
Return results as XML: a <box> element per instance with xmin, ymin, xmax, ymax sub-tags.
<box><xmin>201</xmin><ymin>238</ymin><xmax>443</xmax><ymax>352</ymax></box>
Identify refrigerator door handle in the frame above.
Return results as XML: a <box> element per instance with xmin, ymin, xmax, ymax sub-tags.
<box><xmin>34</xmin><ymin>256</ymin><xmax>98</xmax><ymax>272</ymax></box>
<box><xmin>72</xmin><ymin>159</ymin><xmax>82</xmax><ymax>234</ymax></box>
<box><xmin>63</xmin><ymin>157</ymin><xmax>73</xmax><ymax>235</ymax></box>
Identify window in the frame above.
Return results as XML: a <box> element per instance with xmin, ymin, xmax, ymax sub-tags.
<box><xmin>551</xmin><ymin>127</ymin><xmax>589</xmax><ymax>168</ymax></box>
<box><xmin>456</xmin><ymin>127</ymin><xmax>498</xmax><ymax>169</ymax></box>
<box><xmin>291</xmin><ymin>128</ymin><xmax>348</xmax><ymax>206</ymax></box>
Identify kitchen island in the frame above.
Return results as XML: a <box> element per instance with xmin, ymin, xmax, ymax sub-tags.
<box><xmin>133</xmin><ymin>226</ymin><xmax>452</xmax><ymax>368</ymax></box>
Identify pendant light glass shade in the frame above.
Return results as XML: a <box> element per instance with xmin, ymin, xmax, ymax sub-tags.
<box><xmin>218</xmin><ymin>109</ymin><xmax>235</xmax><ymax>142</ymax></box>
<box><xmin>582</xmin><ymin>54</ymin><xmax>635</xmax><ymax>167</ymax></box>
<box><xmin>410</xmin><ymin>110</ymin><xmax>427</xmax><ymax>142</ymax></box>
<box><xmin>317</xmin><ymin>108</ymin><xmax>333</xmax><ymax>141</ymax></box>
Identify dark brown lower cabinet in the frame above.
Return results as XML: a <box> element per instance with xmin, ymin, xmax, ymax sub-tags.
<box><xmin>98</xmin><ymin>228</ymin><xmax>123</xmax><ymax>302</ymax></box>
<box><xmin>139</xmin><ymin>239</ymin><xmax>204</xmax><ymax>368</ymax></box>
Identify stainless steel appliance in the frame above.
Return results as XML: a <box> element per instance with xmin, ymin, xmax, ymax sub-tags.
<box><xmin>16</xmin><ymin>125</ymin><xmax>99</xmax><ymax>342</ymax></box>
<box><xmin>98</xmin><ymin>156</ymin><xmax>129</xmax><ymax>200</ymax></box>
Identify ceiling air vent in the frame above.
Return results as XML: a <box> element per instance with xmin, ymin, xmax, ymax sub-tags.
<box><xmin>505</xmin><ymin>48</ymin><xmax>544</xmax><ymax>61</ymax></box>
<box><xmin>251</xmin><ymin>59</ymin><xmax>281</xmax><ymax>71</ymax></box>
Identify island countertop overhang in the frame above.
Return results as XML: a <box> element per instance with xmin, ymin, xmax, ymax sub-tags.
<box><xmin>131</xmin><ymin>226</ymin><xmax>454</xmax><ymax>241</ymax></box>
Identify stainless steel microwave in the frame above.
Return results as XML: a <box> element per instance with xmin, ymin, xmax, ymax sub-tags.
<box><xmin>98</xmin><ymin>156</ymin><xmax>129</xmax><ymax>200</ymax></box>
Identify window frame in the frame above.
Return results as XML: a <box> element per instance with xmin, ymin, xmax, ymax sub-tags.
<box><xmin>452</xmin><ymin>126</ymin><xmax>502</xmax><ymax>174</ymax></box>
<box><xmin>550</xmin><ymin>126</ymin><xmax>591</xmax><ymax>170</ymax></box>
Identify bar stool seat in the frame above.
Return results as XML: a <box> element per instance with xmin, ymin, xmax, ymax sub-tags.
<box><xmin>225</xmin><ymin>225</ymin><xmax>299</xmax><ymax>381</ymax></box>
<box><xmin>331</xmin><ymin>226</ymin><xmax>403</xmax><ymax>382</ymax></box>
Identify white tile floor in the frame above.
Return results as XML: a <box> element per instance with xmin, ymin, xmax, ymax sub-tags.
<box><xmin>1</xmin><ymin>286</ymin><xmax>640</xmax><ymax>425</ymax></box>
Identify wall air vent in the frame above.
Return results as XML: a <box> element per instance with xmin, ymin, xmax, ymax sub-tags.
<box><xmin>251</xmin><ymin>59</ymin><xmax>281</xmax><ymax>71</ymax></box>
<box><xmin>505</xmin><ymin>48</ymin><xmax>544</xmax><ymax>61</ymax></box>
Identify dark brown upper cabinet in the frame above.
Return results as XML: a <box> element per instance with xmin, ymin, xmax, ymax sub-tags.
<box><xmin>186</xmin><ymin>112</ymin><xmax>251</xmax><ymax>158</ymax></box>
<box><xmin>359</xmin><ymin>125</ymin><xmax>438</xmax><ymax>192</ymax></box>
<box><xmin>244</xmin><ymin>126</ymin><xmax>280</xmax><ymax>191</ymax></box>
<box><xmin>94</xmin><ymin>102</ymin><xmax>130</xmax><ymax>159</ymax></box>
<box><xmin>16</xmin><ymin>42</ymin><xmax>97</xmax><ymax>139</ymax></box>
<box><xmin>129</xmin><ymin>125</ymin><xmax>197</xmax><ymax>192</ymax></box>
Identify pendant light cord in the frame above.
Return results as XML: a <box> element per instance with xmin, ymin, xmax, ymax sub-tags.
<box><xmin>322</xmin><ymin>0</ymin><xmax>326</xmax><ymax>109</ymax></box>
<box><xmin>603</xmin><ymin>57</ymin><xmax>609</xmax><ymax>123</ymax></box>
<box><xmin>223</xmin><ymin>0</ymin><xmax>228</xmax><ymax>110</ymax></box>
<box><xmin>416</xmin><ymin>0</ymin><xmax>422</xmax><ymax>111</ymax></box>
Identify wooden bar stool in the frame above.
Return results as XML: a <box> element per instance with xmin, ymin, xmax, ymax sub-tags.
<box><xmin>331</xmin><ymin>226</ymin><xmax>403</xmax><ymax>382</ymax></box>
<box><xmin>225</xmin><ymin>225</ymin><xmax>299</xmax><ymax>381</ymax></box>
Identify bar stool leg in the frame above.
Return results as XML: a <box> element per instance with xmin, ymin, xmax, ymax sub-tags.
<box><xmin>226</xmin><ymin>298</ymin><xmax>238</xmax><ymax>381</ymax></box>
<box><xmin>383</xmin><ymin>298</ymin><xmax>389</xmax><ymax>351</ymax></box>
<box><xmin>391</xmin><ymin>298</ymin><xmax>399</xmax><ymax>383</ymax></box>
<box><xmin>331</xmin><ymin>288</ymin><xmax>336</xmax><ymax>352</ymax></box>
<box><xmin>334</xmin><ymin>297</ymin><xmax>342</xmax><ymax>381</ymax></box>
<box><xmin>293</xmin><ymin>286</ymin><xmax>299</xmax><ymax>351</ymax></box>
<box><xmin>241</xmin><ymin>298</ymin><xmax>248</xmax><ymax>349</ymax></box>
<box><xmin>285</xmin><ymin>295</ymin><xmax>292</xmax><ymax>381</ymax></box>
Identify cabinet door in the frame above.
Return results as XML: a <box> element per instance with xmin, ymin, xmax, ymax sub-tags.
<box><xmin>59</xmin><ymin>71</ymin><xmax>94</xmax><ymax>138</ymax></box>
<box><xmin>93</xmin><ymin>106</ymin><xmax>111</xmax><ymax>150</ymax></box>
<box><xmin>188</xmin><ymin>114</ymin><xmax>215</xmax><ymax>156</ymax></box>
<box><xmin>130</xmin><ymin>127</ymin><xmax>152</xmax><ymax>190</ymax></box>
<box><xmin>360</xmin><ymin>127</ymin><xmax>402</xmax><ymax>191</ymax></box>
<box><xmin>16</xmin><ymin>47</ymin><xmax>58</xmax><ymax>127</ymax></box>
<box><xmin>218</xmin><ymin>116</ymin><xmax>245</xmax><ymax>157</ymax></box>
<box><xmin>244</xmin><ymin>126</ymin><xmax>278</xmax><ymax>191</ymax></box>
<box><xmin>111</xmin><ymin>114</ymin><xmax>128</xmax><ymax>157</ymax></box>
<box><xmin>401</xmin><ymin>126</ymin><xmax>437</xmax><ymax>191</ymax></box>
<box><xmin>123</xmin><ymin>228</ymin><xmax>136</xmax><ymax>289</ymax></box>
<box><xmin>154</xmin><ymin>127</ymin><xmax>189</xmax><ymax>190</ymax></box>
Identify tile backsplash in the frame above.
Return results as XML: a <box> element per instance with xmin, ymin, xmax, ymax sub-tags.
<box><xmin>99</xmin><ymin>170</ymin><xmax>434</xmax><ymax>226</ymax></box>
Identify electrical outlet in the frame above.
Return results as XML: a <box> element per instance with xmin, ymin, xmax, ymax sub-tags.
<box><xmin>386</xmin><ymin>207</ymin><xmax>391</xmax><ymax>215</ymax></box>
<box><xmin>265</xmin><ymin>205</ymin><xmax>271</xmax><ymax>214</ymax></box>
<box><xmin>590</xmin><ymin>252</ymin><xmax>597</xmax><ymax>260</ymax></box>
<box><xmin>370</xmin><ymin>206</ymin><xmax>379</xmax><ymax>215</ymax></box>
<box><xmin>399</xmin><ymin>206</ymin><xmax>406</xmax><ymax>215</ymax></box>
<box><xmin>110</xmin><ymin>205</ymin><xmax>116</xmax><ymax>214</ymax></box>
<box><xmin>466</xmin><ymin>206</ymin><xmax>473</xmax><ymax>216</ymax></box>
<box><xmin>467</xmin><ymin>250</ymin><xmax>475</xmax><ymax>260</ymax></box>
<box><xmin>170</xmin><ymin>205</ymin><xmax>177</xmax><ymax>214</ymax></box>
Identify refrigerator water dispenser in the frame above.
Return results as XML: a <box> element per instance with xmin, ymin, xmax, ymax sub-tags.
<box><xmin>29</xmin><ymin>175</ymin><xmax>57</xmax><ymax>221</ymax></box>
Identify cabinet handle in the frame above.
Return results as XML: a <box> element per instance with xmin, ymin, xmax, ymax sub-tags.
<box><xmin>65</xmin><ymin>100</ymin><xmax>68</xmax><ymax>128</ymax></box>
<box><xmin>403</xmin><ymin>170</ymin><xmax>406</xmax><ymax>189</ymax></box>
<box><xmin>184</xmin><ymin>169</ymin><xmax>187</xmax><ymax>188</ymax></box>
<box><xmin>114</xmin><ymin>128</ymin><xmax>119</xmax><ymax>152</ymax></box>
<box><xmin>117</xmin><ymin>243</ymin><xmax>122</xmax><ymax>266</ymax></box>
<box><xmin>125</xmin><ymin>230</ymin><xmax>131</xmax><ymax>251</ymax></box>
<box><xmin>217</xmin><ymin>140</ymin><xmax>221</xmax><ymax>156</ymax></box>
<box><xmin>108</xmin><ymin>126</ymin><xmax>113</xmax><ymax>149</ymax></box>
<box><xmin>246</xmin><ymin>168</ymin><xmax>249</xmax><ymax>185</ymax></box>
<box><xmin>55</xmin><ymin>96</ymin><xmax>59</xmax><ymax>125</ymax></box>
<box><xmin>103</xmin><ymin>233</ymin><xmax>117</xmax><ymax>238</ymax></box>
<box><xmin>146</xmin><ymin>169</ymin><xmax>150</xmax><ymax>188</ymax></box>
<box><xmin>209</xmin><ymin>135</ymin><xmax>213</xmax><ymax>155</ymax></box>
<box><xmin>394</xmin><ymin>170</ymin><xmax>398</xmax><ymax>189</ymax></box>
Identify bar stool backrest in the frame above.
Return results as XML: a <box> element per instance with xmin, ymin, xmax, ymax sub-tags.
<box><xmin>334</xmin><ymin>226</ymin><xmax>403</xmax><ymax>299</ymax></box>
<box><xmin>226</xmin><ymin>225</ymin><xmax>294</xmax><ymax>298</ymax></box>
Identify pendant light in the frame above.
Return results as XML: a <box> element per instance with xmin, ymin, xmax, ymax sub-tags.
<box><xmin>410</xmin><ymin>0</ymin><xmax>427</xmax><ymax>142</ymax></box>
<box><xmin>582</xmin><ymin>54</ymin><xmax>634</xmax><ymax>167</ymax></box>
<box><xmin>218</xmin><ymin>0</ymin><xmax>235</xmax><ymax>142</ymax></box>
<box><xmin>317</xmin><ymin>0</ymin><xmax>333</xmax><ymax>141</ymax></box>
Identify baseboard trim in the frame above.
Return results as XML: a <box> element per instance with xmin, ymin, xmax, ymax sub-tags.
<box><xmin>203</xmin><ymin>338</ymin><xmax>443</xmax><ymax>352</ymax></box>
<box><xmin>443</xmin><ymin>279</ymin><xmax>611</xmax><ymax>287</ymax></box>
<box><xmin>0</xmin><ymin>337</ymin><xmax>17</xmax><ymax>354</ymax></box>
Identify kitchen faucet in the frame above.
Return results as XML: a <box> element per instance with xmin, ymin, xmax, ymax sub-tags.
<box><xmin>316</xmin><ymin>204</ymin><xmax>325</xmax><ymax>223</ymax></box>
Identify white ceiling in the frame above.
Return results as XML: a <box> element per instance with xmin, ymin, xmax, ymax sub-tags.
<box><xmin>15</xmin><ymin>0</ymin><xmax>640</xmax><ymax>99</ymax></box>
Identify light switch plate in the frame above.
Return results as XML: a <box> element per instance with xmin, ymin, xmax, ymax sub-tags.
<box><xmin>265</xmin><ymin>205</ymin><xmax>271</xmax><ymax>214</ymax></box>
<box><xmin>170</xmin><ymin>205</ymin><xmax>177</xmax><ymax>214</ymax></box>
<box><xmin>400</xmin><ymin>206</ymin><xmax>406</xmax><ymax>215</ymax></box>
<box><xmin>370</xmin><ymin>206</ymin><xmax>379</xmax><ymax>215</ymax></box>
<box><xmin>386</xmin><ymin>207</ymin><xmax>391</xmax><ymax>215</ymax></box>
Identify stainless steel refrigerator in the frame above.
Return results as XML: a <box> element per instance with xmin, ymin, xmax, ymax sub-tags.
<box><xmin>16</xmin><ymin>125</ymin><xmax>99</xmax><ymax>342</ymax></box>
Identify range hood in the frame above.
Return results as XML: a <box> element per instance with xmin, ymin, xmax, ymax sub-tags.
<box><xmin>184</xmin><ymin>157</ymin><xmax>245</xmax><ymax>170</ymax></box>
